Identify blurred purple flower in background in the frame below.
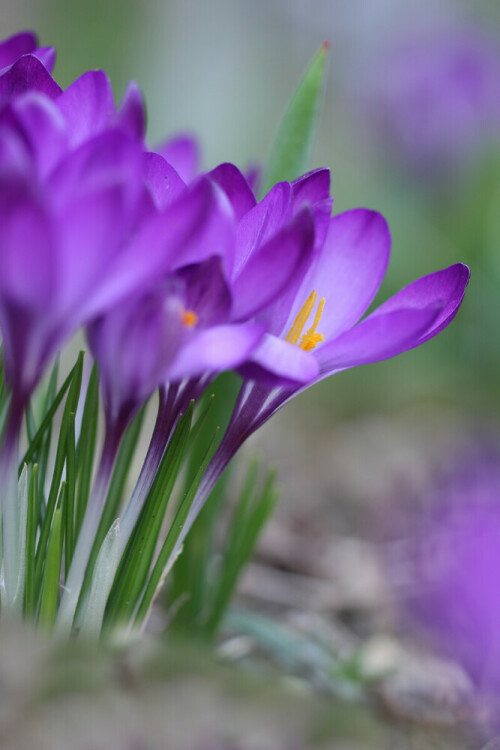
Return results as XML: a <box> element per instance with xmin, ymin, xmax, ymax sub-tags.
<box><xmin>365</xmin><ymin>26</ymin><xmax>500</xmax><ymax>176</ymax></box>
<box><xmin>398</xmin><ymin>446</ymin><xmax>500</xmax><ymax>698</ymax></box>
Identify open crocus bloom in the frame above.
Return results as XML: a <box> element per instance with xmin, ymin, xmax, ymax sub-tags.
<box><xmin>167</xmin><ymin>208</ymin><xmax>469</xmax><ymax>560</ymax></box>
<box><xmin>241</xmin><ymin>208</ymin><xmax>469</xmax><ymax>402</ymax></box>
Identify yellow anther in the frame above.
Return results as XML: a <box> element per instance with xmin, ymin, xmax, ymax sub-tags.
<box><xmin>285</xmin><ymin>290</ymin><xmax>318</xmax><ymax>345</ymax></box>
<box><xmin>285</xmin><ymin>290</ymin><xmax>326</xmax><ymax>352</ymax></box>
<box><xmin>180</xmin><ymin>309</ymin><xmax>198</xmax><ymax>328</ymax></box>
<box><xmin>299</xmin><ymin>296</ymin><xmax>325</xmax><ymax>351</ymax></box>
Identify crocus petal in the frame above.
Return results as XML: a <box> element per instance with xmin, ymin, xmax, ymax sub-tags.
<box><xmin>158</xmin><ymin>133</ymin><xmax>200</xmax><ymax>183</ymax></box>
<box><xmin>292</xmin><ymin>168</ymin><xmax>331</xmax><ymax>207</ymax></box>
<box><xmin>167</xmin><ymin>323</ymin><xmax>265</xmax><ymax>381</ymax></box>
<box><xmin>208</xmin><ymin>163</ymin><xmax>257</xmax><ymax>220</ymax></box>
<box><xmin>241</xmin><ymin>333</ymin><xmax>319</xmax><ymax>385</ymax></box>
<box><xmin>234</xmin><ymin>181</ymin><xmax>292</xmax><ymax>277</ymax></box>
<box><xmin>116</xmin><ymin>81</ymin><xmax>145</xmax><ymax>140</ymax></box>
<box><xmin>0</xmin><ymin>179</ymin><xmax>55</xmax><ymax>309</ymax></box>
<box><xmin>283</xmin><ymin>209</ymin><xmax>391</xmax><ymax>340</ymax></box>
<box><xmin>10</xmin><ymin>92</ymin><xmax>67</xmax><ymax>178</ymax></box>
<box><xmin>370</xmin><ymin>263</ymin><xmax>470</xmax><ymax>344</ymax></box>
<box><xmin>0</xmin><ymin>32</ymin><xmax>37</xmax><ymax>70</ymax></box>
<box><xmin>87</xmin><ymin>178</ymin><xmax>234</xmax><ymax>313</ymax></box>
<box><xmin>144</xmin><ymin>152</ymin><xmax>185</xmax><ymax>210</ymax></box>
<box><xmin>32</xmin><ymin>46</ymin><xmax>56</xmax><ymax>73</ymax></box>
<box><xmin>231</xmin><ymin>207</ymin><xmax>315</xmax><ymax>320</ymax></box>
<box><xmin>57</xmin><ymin>70</ymin><xmax>115</xmax><ymax>148</ymax></box>
<box><xmin>56</xmin><ymin>185</ymin><xmax>131</xmax><ymax>319</ymax></box>
<box><xmin>316</xmin><ymin>306</ymin><xmax>441</xmax><ymax>374</ymax></box>
<box><xmin>177</xmin><ymin>256</ymin><xmax>232</xmax><ymax>326</ymax></box>
<box><xmin>48</xmin><ymin>130</ymin><xmax>143</xmax><ymax>213</ymax></box>
<box><xmin>0</xmin><ymin>55</ymin><xmax>62</xmax><ymax>100</ymax></box>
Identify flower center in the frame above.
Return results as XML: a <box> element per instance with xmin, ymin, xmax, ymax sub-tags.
<box><xmin>285</xmin><ymin>290</ymin><xmax>326</xmax><ymax>352</ymax></box>
<box><xmin>180</xmin><ymin>309</ymin><xmax>198</xmax><ymax>328</ymax></box>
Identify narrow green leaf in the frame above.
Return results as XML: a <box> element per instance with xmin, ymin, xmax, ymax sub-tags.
<box><xmin>34</xmin><ymin>353</ymin><xmax>84</xmax><ymax>590</ymax></box>
<box><xmin>205</xmin><ymin>466</ymin><xmax>278</xmax><ymax>638</ymax></box>
<box><xmin>75</xmin><ymin>363</ymin><xmax>99</xmax><ymax>536</ymax></box>
<box><xmin>75</xmin><ymin>404</ymin><xmax>146</xmax><ymax>615</ymax></box>
<box><xmin>20</xmin><ymin>356</ymin><xmax>76</xmax><ymax>469</ymax></box>
<box><xmin>261</xmin><ymin>43</ymin><xmax>329</xmax><ymax>195</ymax></box>
<box><xmin>38</xmin><ymin>499</ymin><xmax>64</xmax><ymax>630</ymax></box>
<box><xmin>35</xmin><ymin>358</ymin><xmax>60</xmax><ymax>501</ymax></box>
<box><xmin>79</xmin><ymin>519</ymin><xmax>121</xmax><ymax>639</ymax></box>
<box><xmin>13</xmin><ymin>465</ymin><xmax>30</xmax><ymax>613</ymax></box>
<box><xmin>105</xmin><ymin>404</ymin><xmax>194</xmax><ymax>626</ymax></box>
<box><xmin>65</xmin><ymin>412</ymin><xmax>76</xmax><ymax>575</ymax></box>
<box><xmin>134</xmin><ymin>427</ymin><xmax>221</xmax><ymax>630</ymax></box>
<box><xmin>25</xmin><ymin>404</ymin><xmax>37</xmax><ymax>445</ymax></box>
<box><xmin>25</xmin><ymin>464</ymin><xmax>39</xmax><ymax>618</ymax></box>
<box><xmin>170</xmin><ymin>373</ymin><xmax>241</xmax><ymax>625</ymax></box>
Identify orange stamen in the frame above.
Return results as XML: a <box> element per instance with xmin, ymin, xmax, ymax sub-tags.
<box><xmin>180</xmin><ymin>309</ymin><xmax>198</xmax><ymax>328</ymax></box>
<box><xmin>285</xmin><ymin>290</ymin><xmax>325</xmax><ymax>352</ymax></box>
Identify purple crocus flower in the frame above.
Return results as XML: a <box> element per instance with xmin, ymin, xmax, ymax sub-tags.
<box><xmin>161</xmin><ymin>207</ymin><xmax>469</xmax><ymax>570</ymax></box>
<box><xmin>93</xmin><ymin>166</ymin><xmax>325</xmax><ymax>576</ymax></box>
<box><xmin>88</xmin><ymin>161</ymin><xmax>326</xmax><ymax>435</ymax></box>
<box><xmin>365</xmin><ymin>26</ymin><xmax>500</xmax><ymax>175</ymax></box>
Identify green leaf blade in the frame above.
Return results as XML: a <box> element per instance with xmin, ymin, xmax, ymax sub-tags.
<box><xmin>261</xmin><ymin>43</ymin><xmax>329</xmax><ymax>196</ymax></box>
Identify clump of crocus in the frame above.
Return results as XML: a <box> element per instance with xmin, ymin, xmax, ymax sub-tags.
<box><xmin>0</xmin><ymin>31</ymin><xmax>470</xmax><ymax>639</ymax></box>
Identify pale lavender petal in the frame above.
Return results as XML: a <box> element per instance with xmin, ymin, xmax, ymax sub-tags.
<box><xmin>157</xmin><ymin>133</ymin><xmax>200</xmax><ymax>183</ymax></box>
<box><xmin>144</xmin><ymin>152</ymin><xmax>185</xmax><ymax>210</ymax></box>
<box><xmin>292</xmin><ymin>168</ymin><xmax>331</xmax><ymax>207</ymax></box>
<box><xmin>0</xmin><ymin>32</ymin><xmax>37</xmax><ymax>70</ymax></box>
<box><xmin>241</xmin><ymin>333</ymin><xmax>319</xmax><ymax>385</ymax></box>
<box><xmin>282</xmin><ymin>209</ymin><xmax>391</xmax><ymax>340</ymax></box>
<box><xmin>370</xmin><ymin>263</ymin><xmax>470</xmax><ymax>343</ymax></box>
<box><xmin>116</xmin><ymin>81</ymin><xmax>145</xmax><ymax>139</ymax></box>
<box><xmin>231</xmin><ymin>207</ymin><xmax>315</xmax><ymax>320</ymax></box>
<box><xmin>167</xmin><ymin>323</ymin><xmax>265</xmax><ymax>381</ymax></box>
<box><xmin>0</xmin><ymin>55</ymin><xmax>62</xmax><ymax>100</ymax></box>
<box><xmin>57</xmin><ymin>70</ymin><xmax>115</xmax><ymax>148</ymax></box>
<box><xmin>316</xmin><ymin>306</ymin><xmax>441</xmax><ymax>374</ymax></box>
<box><xmin>208</xmin><ymin>163</ymin><xmax>256</xmax><ymax>220</ymax></box>
<box><xmin>234</xmin><ymin>181</ymin><xmax>292</xmax><ymax>277</ymax></box>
